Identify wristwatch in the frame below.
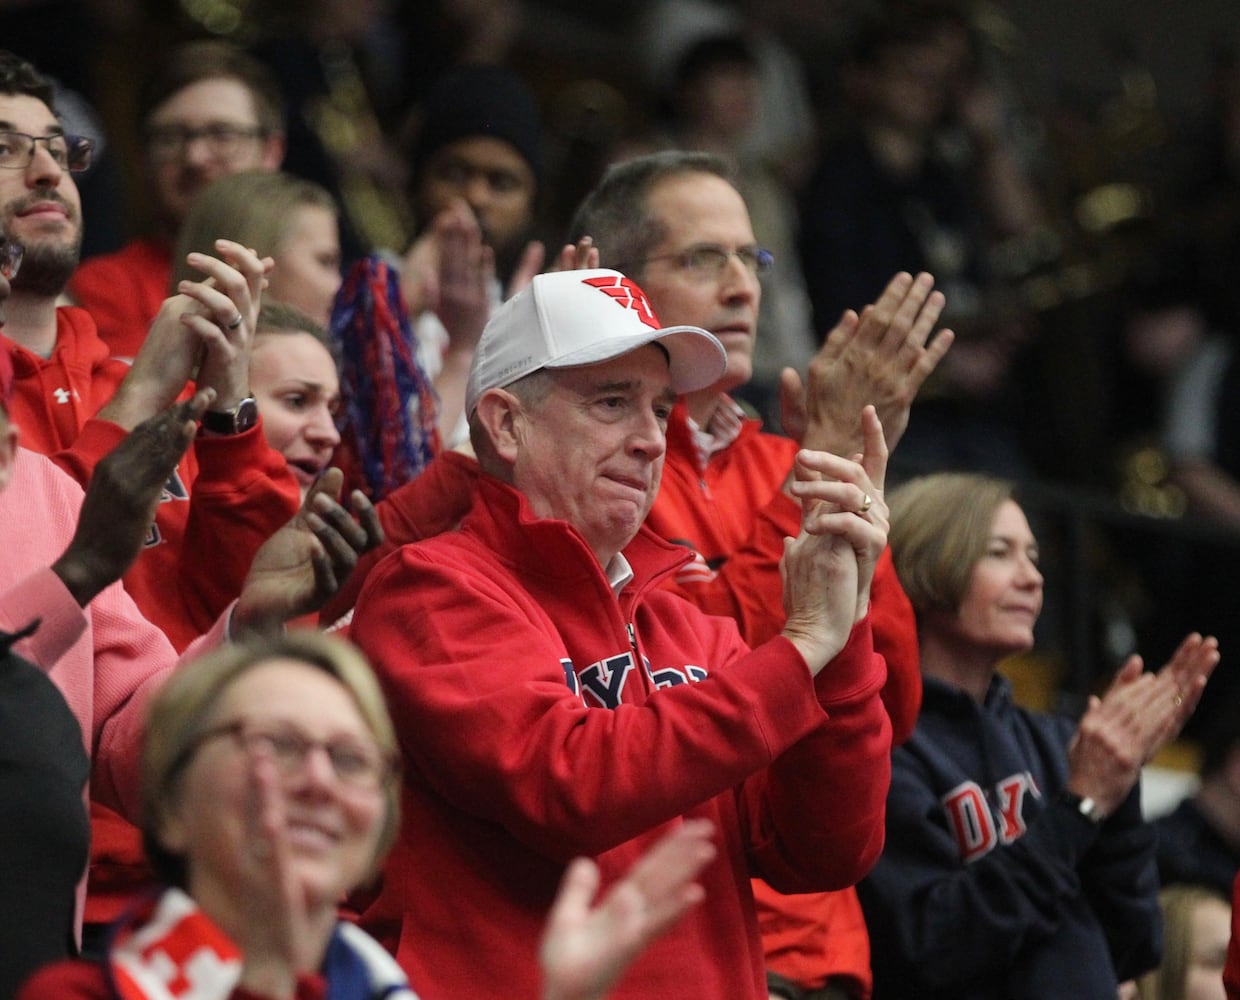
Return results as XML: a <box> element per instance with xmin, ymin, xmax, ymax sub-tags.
<box><xmin>201</xmin><ymin>396</ymin><xmax>258</xmax><ymax>436</ymax></box>
<box><xmin>1058</xmin><ymin>789</ymin><xmax>1106</xmax><ymax>824</ymax></box>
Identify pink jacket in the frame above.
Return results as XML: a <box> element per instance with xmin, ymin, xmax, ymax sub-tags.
<box><xmin>0</xmin><ymin>449</ymin><xmax>229</xmax><ymax>932</ymax></box>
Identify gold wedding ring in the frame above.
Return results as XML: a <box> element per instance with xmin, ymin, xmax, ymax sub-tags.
<box><xmin>859</xmin><ymin>493</ymin><xmax>873</xmax><ymax>516</ymax></box>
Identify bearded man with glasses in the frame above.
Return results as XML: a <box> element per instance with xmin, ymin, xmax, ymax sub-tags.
<box><xmin>0</xmin><ymin>130</ymin><xmax>94</xmax><ymax>174</ymax></box>
<box><xmin>0</xmin><ymin>46</ymin><xmax>337</xmax><ymax>953</ymax></box>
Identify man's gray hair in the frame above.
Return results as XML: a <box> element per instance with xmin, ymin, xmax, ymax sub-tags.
<box><xmin>567</xmin><ymin>151</ymin><xmax>735</xmax><ymax>279</ymax></box>
<box><xmin>468</xmin><ymin>368</ymin><xmax>556</xmax><ymax>478</ymax></box>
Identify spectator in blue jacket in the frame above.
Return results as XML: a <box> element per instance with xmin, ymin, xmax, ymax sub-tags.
<box><xmin>862</xmin><ymin>471</ymin><xmax>1219</xmax><ymax>999</ymax></box>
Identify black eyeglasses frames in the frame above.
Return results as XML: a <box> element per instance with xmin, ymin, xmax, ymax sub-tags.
<box><xmin>0</xmin><ymin>131</ymin><xmax>94</xmax><ymax>173</ymax></box>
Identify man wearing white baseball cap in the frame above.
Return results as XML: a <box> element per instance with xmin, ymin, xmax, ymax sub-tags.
<box><xmin>463</xmin><ymin>267</ymin><xmax>727</xmax><ymax>415</ymax></box>
<box><xmin>350</xmin><ymin>268</ymin><xmax>895</xmax><ymax>1000</ymax></box>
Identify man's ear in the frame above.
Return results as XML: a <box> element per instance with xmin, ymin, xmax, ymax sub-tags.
<box><xmin>474</xmin><ymin>389</ymin><xmax>523</xmax><ymax>468</ymax></box>
<box><xmin>0</xmin><ymin>419</ymin><xmax>18</xmax><ymax>494</ymax></box>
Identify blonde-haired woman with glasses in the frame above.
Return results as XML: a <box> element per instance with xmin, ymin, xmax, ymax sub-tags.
<box><xmin>18</xmin><ymin>633</ymin><xmax>716</xmax><ymax>1000</ymax></box>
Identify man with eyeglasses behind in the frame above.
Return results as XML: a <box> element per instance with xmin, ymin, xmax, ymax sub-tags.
<box><xmin>569</xmin><ymin>151</ymin><xmax>953</xmax><ymax>668</ymax></box>
<box><xmin>567</xmin><ymin>151</ymin><xmax>955</xmax><ymax>1000</ymax></box>
<box><xmin>68</xmin><ymin>40</ymin><xmax>285</xmax><ymax>361</ymax></box>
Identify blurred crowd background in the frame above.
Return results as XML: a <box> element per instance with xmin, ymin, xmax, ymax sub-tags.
<box><xmin>7</xmin><ymin>0</ymin><xmax>1240</xmax><ymax>742</ymax></box>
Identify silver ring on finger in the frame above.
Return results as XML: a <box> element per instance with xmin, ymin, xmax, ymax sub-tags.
<box><xmin>225</xmin><ymin>312</ymin><xmax>244</xmax><ymax>330</ymax></box>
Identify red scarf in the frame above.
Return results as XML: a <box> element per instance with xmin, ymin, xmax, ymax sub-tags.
<box><xmin>105</xmin><ymin>888</ymin><xmax>418</xmax><ymax>1000</ymax></box>
<box><xmin>109</xmin><ymin>889</ymin><xmax>242</xmax><ymax>999</ymax></box>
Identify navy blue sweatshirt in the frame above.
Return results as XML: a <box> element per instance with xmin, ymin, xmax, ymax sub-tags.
<box><xmin>858</xmin><ymin>674</ymin><xmax>1161</xmax><ymax>999</ymax></box>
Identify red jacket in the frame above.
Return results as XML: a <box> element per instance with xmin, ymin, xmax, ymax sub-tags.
<box><xmin>351</xmin><ymin>474</ymin><xmax>892</xmax><ymax>1000</ymax></box>
<box><xmin>350</xmin><ymin>415</ymin><xmax>922</xmax><ymax>735</ymax></box>
<box><xmin>337</xmin><ymin>412</ymin><xmax>917</xmax><ymax>997</ymax></box>
<box><xmin>68</xmin><ymin>236</ymin><xmax>172</xmax><ymax>361</ymax></box>
<box><xmin>651</xmin><ymin>403</ymin><xmax>920</xmax><ymax>999</ymax></box>
<box><xmin>752</xmin><ymin>880</ymin><xmax>871</xmax><ymax>996</ymax></box>
<box><xmin>653</xmin><ymin>403</ymin><xmax>921</xmax><ymax>740</ymax></box>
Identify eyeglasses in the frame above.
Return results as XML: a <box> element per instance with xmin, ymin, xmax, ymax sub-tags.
<box><xmin>0</xmin><ymin>238</ymin><xmax>21</xmax><ymax>280</ymax></box>
<box><xmin>145</xmin><ymin>123</ymin><xmax>267</xmax><ymax>162</ymax></box>
<box><xmin>186</xmin><ymin>719</ymin><xmax>394</xmax><ymax>791</ymax></box>
<box><xmin>0</xmin><ymin>131</ymin><xmax>94</xmax><ymax>173</ymax></box>
<box><xmin>635</xmin><ymin>244</ymin><xmax>774</xmax><ymax>280</ymax></box>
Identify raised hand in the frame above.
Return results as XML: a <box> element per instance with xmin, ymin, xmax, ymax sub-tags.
<box><xmin>780</xmin><ymin>406</ymin><xmax>889</xmax><ymax>674</ymax></box>
<box><xmin>506</xmin><ymin>239</ymin><xmax>549</xmax><ymax>297</ymax></box>
<box><xmin>98</xmin><ymin>242</ymin><xmax>273</xmax><ymax>431</ymax></box>
<box><xmin>1066</xmin><ymin>632</ymin><xmax>1219</xmax><ymax>817</ymax></box>
<box><xmin>549</xmin><ymin>236</ymin><xmax>600</xmax><ymax>274</ymax></box>
<box><xmin>233</xmin><ymin>751</ymin><xmax>317</xmax><ymax>998</ymax></box>
<box><xmin>1147</xmin><ymin>632</ymin><xmax>1220</xmax><ymax>745</ymax></box>
<box><xmin>434</xmin><ymin>201</ymin><xmax>494</xmax><ymax>354</ymax></box>
<box><xmin>185</xmin><ymin>240</ymin><xmax>272</xmax><ymax>412</ymax></box>
<box><xmin>780</xmin><ymin>271</ymin><xmax>954</xmax><ymax>456</ymax></box>
<box><xmin>96</xmin><ymin>298</ymin><xmax>206</xmax><ymax>428</ymax></box>
<box><xmin>232</xmin><ymin>469</ymin><xmax>384</xmax><ymax>638</ymax></box>
<box><xmin>540</xmin><ymin>819</ymin><xmax>717</xmax><ymax>1000</ymax></box>
<box><xmin>52</xmin><ymin>389</ymin><xmax>214</xmax><ymax>606</ymax></box>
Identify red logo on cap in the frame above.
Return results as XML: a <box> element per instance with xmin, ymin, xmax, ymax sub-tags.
<box><xmin>582</xmin><ymin>275</ymin><xmax>660</xmax><ymax>330</ymax></box>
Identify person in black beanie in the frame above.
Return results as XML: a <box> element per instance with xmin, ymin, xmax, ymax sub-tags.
<box><xmin>409</xmin><ymin>63</ymin><xmax>544</xmax><ymax>284</ymax></box>
<box><xmin>400</xmin><ymin>63</ymin><xmax>552</xmax><ymax>447</ymax></box>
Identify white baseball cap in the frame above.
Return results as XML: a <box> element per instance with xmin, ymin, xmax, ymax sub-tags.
<box><xmin>465</xmin><ymin>268</ymin><xmax>727</xmax><ymax>414</ymax></box>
